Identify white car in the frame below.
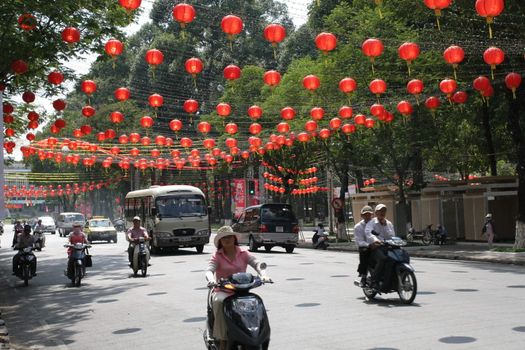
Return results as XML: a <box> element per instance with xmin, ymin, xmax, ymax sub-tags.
<box><xmin>37</xmin><ymin>216</ymin><xmax>57</xmax><ymax>234</ymax></box>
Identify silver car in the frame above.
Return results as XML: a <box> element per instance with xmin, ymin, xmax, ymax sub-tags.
<box><xmin>37</xmin><ymin>216</ymin><xmax>57</xmax><ymax>234</ymax></box>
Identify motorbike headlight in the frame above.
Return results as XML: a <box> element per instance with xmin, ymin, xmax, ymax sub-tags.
<box><xmin>196</xmin><ymin>229</ymin><xmax>209</xmax><ymax>236</ymax></box>
<box><xmin>232</xmin><ymin>298</ymin><xmax>258</xmax><ymax>312</ymax></box>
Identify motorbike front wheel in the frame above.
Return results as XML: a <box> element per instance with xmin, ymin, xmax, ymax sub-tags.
<box><xmin>421</xmin><ymin>231</ymin><xmax>432</xmax><ymax>245</ymax></box>
<box><xmin>397</xmin><ymin>270</ymin><xmax>417</xmax><ymax>304</ymax></box>
<box><xmin>22</xmin><ymin>265</ymin><xmax>30</xmax><ymax>286</ymax></box>
<box><xmin>74</xmin><ymin>264</ymin><xmax>82</xmax><ymax>287</ymax></box>
<box><xmin>140</xmin><ymin>254</ymin><xmax>147</xmax><ymax>277</ymax></box>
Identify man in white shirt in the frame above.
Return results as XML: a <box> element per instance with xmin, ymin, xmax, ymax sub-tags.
<box><xmin>364</xmin><ymin>204</ymin><xmax>396</xmax><ymax>289</ymax></box>
<box><xmin>354</xmin><ymin>206</ymin><xmax>375</xmax><ymax>285</ymax></box>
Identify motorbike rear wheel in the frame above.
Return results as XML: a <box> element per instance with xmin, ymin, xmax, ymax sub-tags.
<box><xmin>397</xmin><ymin>270</ymin><xmax>417</xmax><ymax>304</ymax></box>
<box><xmin>421</xmin><ymin>231</ymin><xmax>432</xmax><ymax>245</ymax></box>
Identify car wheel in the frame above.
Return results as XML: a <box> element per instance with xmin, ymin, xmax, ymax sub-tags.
<box><xmin>196</xmin><ymin>245</ymin><xmax>204</xmax><ymax>253</ymax></box>
<box><xmin>285</xmin><ymin>245</ymin><xmax>295</xmax><ymax>253</ymax></box>
<box><xmin>264</xmin><ymin>245</ymin><xmax>272</xmax><ymax>252</ymax></box>
<box><xmin>249</xmin><ymin>236</ymin><xmax>258</xmax><ymax>252</ymax></box>
<box><xmin>113</xmin><ymin>237</ymin><xmax>118</xmax><ymax>243</ymax></box>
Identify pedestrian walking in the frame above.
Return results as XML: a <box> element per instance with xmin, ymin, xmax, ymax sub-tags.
<box><xmin>482</xmin><ymin>214</ymin><xmax>496</xmax><ymax>249</ymax></box>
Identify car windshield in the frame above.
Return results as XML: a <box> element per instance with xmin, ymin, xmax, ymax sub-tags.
<box><xmin>155</xmin><ymin>195</ymin><xmax>206</xmax><ymax>218</ymax></box>
<box><xmin>90</xmin><ymin>220</ymin><xmax>112</xmax><ymax>227</ymax></box>
<box><xmin>65</xmin><ymin>214</ymin><xmax>85</xmax><ymax>222</ymax></box>
<box><xmin>261</xmin><ymin>205</ymin><xmax>297</xmax><ymax>223</ymax></box>
<box><xmin>39</xmin><ymin>217</ymin><xmax>54</xmax><ymax>225</ymax></box>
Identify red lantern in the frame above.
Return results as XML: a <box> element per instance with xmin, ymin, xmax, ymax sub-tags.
<box><xmin>369</xmin><ymin>79</ymin><xmax>387</xmax><ymax>97</ymax></box>
<box><xmin>362</xmin><ymin>38</ymin><xmax>384</xmax><ymax>72</ymax></box>
<box><xmin>370</xmin><ymin>104</ymin><xmax>385</xmax><ymax>117</ymax></box>
<box><xmin>303</xmin><ymin>75</ymin><xmax>320</xmax><ymax>91</ymax></box>
<box><xmin>473</xmin><ymin>76</ymin><xmax>491</xmax><ymax>93</ymax></box>
<box><xmin>4</xmin><ymin>114</ymin><xmax>14</xmax><ymax>124</ymax></box>
<box><xmin>185</xmin><ymin>57</ymin><xmax>203</xmax><ymax>76</ymax></box>
<box><xmin>264</xmin><ymin>24</ymin><xmax>286</xmax><ymax>45</ymax></box>
<box><xmin>248</xmin><ymin>105</ymin><xmax>263</xmax><ymax>120</ymax></box>
<box><xmin>115</xmin><ymin>87</ymin><xmax>130</xmax><ymax>101</ymax></box>
<box><xmin>439</xmin><ymin>78</ymin><xmax>457</xmax><ymax>97</ymax></box>
<box><xmin>110</xmin><ymin>111</ymin><xmax>124</xmax><ymax>124</ymax></box>
<box><xmin>304</xmin><ymin>120</ymin><xmax>318</xmax><ymax>132</ymax></box>
<box><xmin>407</xmin><ymin>79</ymin><xmax>424</xmax><ymax>96</ymax></box>
<box><xmin>55</xmin><ymin>119</ymin><xmax>66</xmax><ymax>129</ymax></box>
<box><xmin>354</xmin><ymin>114</ymin><xmax>366</xmax><ymax>125</ymax></box>
<box><xmin>425</xmin><ymin>96</ymin><xmax>441</xmax><ymax>111</ymax></box>
<box><xmin>452</xmin><ymin>91</ymin><xmax>468</xmax><ymax>104</ymax></box>
<box><xmin>225</xmin><ymin>123</ymin><xmax>238</xmax><ymax>135</ymax></box>
<box><xmin>225</xmin><ymin>138</ymin><xmax>238</xmax><ymax>149</ymax></box>
<box><xmin>364</xmin><ymin>118</ymin><xmax>375</xmax><ymax>129</ymax></box>
<box><xmin>223</xmin><ymin>65</ymin><xmax>241</xmax><ymax>81</ymax></box>
<box><xmin>27</xmin><ymin>120</ymin><xmax>38</xmax><ymax>129</ymax></box>
<box><xmin>203</xmin><ymin>138</ymin><xmax>216</xmax><ymax>149</ymax></box>
<box><xmin>130</xmin><ymin>148</ymin><xmax>140</xmax><ymax>157</ymax></box>
<box><xmin>483</xmin><ymin>46</ymin><xmax>504</xmax><ymax>80</ymax></box>
<box><xmin>482</xmin><ymin>85</ymin><xmax>494</xmax><ymax>98</ymax></box>
<box><xmin>319</xmin><ymin>128</ymin><xmax>331</xmax><ymax>139</ymax></box>
<box><xmin>329</xmin><ymin>118</ymin><xmax>342</xmax><ymax>130</ymax></box>
<box><xmin>2</xmin><ymin>103</ymin><xmax>14</xmax><ymax>114</ymax></box>
<box><xmin>145</xmin><ymin>49</ymin><xmax>164</xmax><ymax>66</ymax></box>
<box><xmin>5</xmin><ymin>128</ymin><xmax>15</xmax><ymax>137</ymax></box>
<box><xmin>22</xmin><ymin>91</ymin><xmax>35</xmax><ymax>103</ymax></box>
<box><xmin>140</xmin><ymin>116</ymin><xmax>153</xmax><ymax>128</ymax></box>
<box><xmin>80</xmin><ymin>125</ymin><xmax>92</xmax><ymax>135</ymax></box>
<box><xmin>130</xmin><ymin>133</ymin><xmax>141</xmax><ymax>143</ymax></box>
<box><xmin>183</xmin><ymin>99</ymin><xmax>199</xmax><ymax>114</ymax></box>
<box><xmin>443</xmin><ymin>45</ymin><xmax>464</xmax><ymax>79</ymax></box>
<box><xmin>398</xmin><ymin>42</ymin><xmax>420</xmax><ymax>75</ymax></box>
<box><xmin>397</xmin><ymin>100</ymin><xmax>414</xmax><ymax>116</ymax></box>
<box><xmin>180</xmin><ymin>137</ymin><xmax>193</xmax><ymax>148</ymax></box>
<box><xmin>169</xmin><ymin>119</ymin><xmax>183</xmax><ymax>132</ymax></box>
<box><xmin>315</xmin><ymin>32</ymin><xmax>337</xmax><ymax>54</ymax></box>
<box><xmin>11</xmin><ymin>60</ymin><xmax>28</xmax><ymax>75</ymax></box>
<box><xmin>27</xmin><ymin>111</ymin><xmax>39</xmax><ymax>121</ymax></box>
<box><xmin>102</xmin><ymin>158</ymin><xmax>113</xmax><ymax>169</ymax></box>
<box><xmin>297</xmin><ymin>132</ymin><xmax>310</xmax><ymax>143</ymax></box>
<box><xmin>198</xmin><ymin>121</ymin><xmax>212</xmax><ymax>134</ymax></box>
<box><xmin>119</xmin><ymin>0</ymin><xmax>142</xmax><ymax>12</ymax></box>
<box><xmin>221</xmin><ymin>15</ymin><xmax>243</xmax><ymax>39</ymax></box>
<box><xmin>505</xmin><ymin>72</ymin><xmax>522</xmax><ymax>99</ymax></box>
<box><xmin>141</xmin><ymin>136</ymin><xmax>151</xmax><ymax>146</ymax></box>
<box><xmin>249</xmin><ymin>123</ymin><xmax>262</xmax><ymax>135</ymax></box>
<box><xmin>81</xmin><ymin>80</ymin><xmax>97</xmax><ymax>95</ymax></box>
<box><xmin>97</xmin><ymin>132</ymin><xmax>106</xmax><ymax>142</ymax></box>
<box><xmin>424</xmin><ymin>0</ymin><xmax>452</xmax><ymax>29</ymax></box>
<box><xmin>280</xmin><ymin>107</ymin><xmax>296</xmax><ymax>120</ymax></box>
<box><xmin>18</xmin><ymin>14</ymin><xmax>37</xmax><ymax>31</ymax></box>
<box><xmin>339</xmin><ymin>77</ymin><xmax>357</xmax><ymax>95</ymax></box>
<box><xmin>48</xmin><ymin>71</ymin><xmax>64</xmax><ymax>85</ymax></box>
<box><xmin>61</xmin><ymin>27</ymin><xmax>80</xmax><ymax>44</ymax></box>
<box><xmin>105</xmin><ymin>129</ymin><xmax>116</xmax><ymax>139</ymax></box>
<box><xmin>277</xmin><ymin>122</ymin><xmax>290</xmax><ymax>134</ymax></box>
<box><xmin>263</xmin><ymin>70</ymin><xmax>281</xmax><ymax>87</ymax></box>
<box><xmin>73</xmin><ymin>129</ymin><xmax>83</xmax><ymax>138</ymax></box>
<box><xmin>475</xmin><ymin>0</ymin><xmax>505</xmax><ymax>38</ymax></box>
<box><xmin>148</xmin><ymin>93</ymin><xmax>164</xmax><ymax>108</ymax></box>
<box><xmin>172</xmin><ymin>3</ymin><xmax>196</xmax><ymax>28</ymax></box>
<box><xmin>216</xmin><ymin>103</ymin><xmax>231</xmax><ymax>117</ymax></box>
<box><xmin>151</xmin><ymin>149</ymin><xmax>161</xmax><ymax>158</ymax></box>
<box><xmin>339</xmin><ymin>106</ymin><xmax>353</xmax><ymax>119</ymax></box>
<box><xmin>26</xmin><ymin>133</ymin><xmax>36</xmax><ymax>141</ymax></box>
<box><xmin>82</xmin><ymin>105</ymin><xmax>96</xmax><ymax>118</ymax></box>
<box><xmin>105</xmin><ymin>39</ymin><xmax>124</xmax><ymax>57</ymax></box>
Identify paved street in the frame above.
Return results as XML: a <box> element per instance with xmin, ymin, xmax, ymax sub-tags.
<box><xmin>1</xmin><ymin>226</ymin><xmax>525</xmax><ymax>349</ymax></box>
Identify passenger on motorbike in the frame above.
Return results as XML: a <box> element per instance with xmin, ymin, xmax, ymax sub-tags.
<box><xmin>205</xmin><ymin>226</ymin><xmax>270</xmax><ymax>350</ymax></box>
<box><xmin>126</xmin><ymin>216</ymin><xmax>150</xmax><ymax>266</ymax></box>
<box><xmin>364</xmin><ymin>204</ymin><xmax>396</xmax><ymax>289</ymax></box>
<box><xmin>33</xmin><ymin>219</ymin><xmax>46</xmax><ymax>248</ymax></box>
<box><xmin>354</xmin><ymin>205</ymin><xmax>375</xmax><ymax>286</ymax></box>
<box><xmin>12</xmin><ymin>220</ymin><xmax>24</xmax><ymax>248</ymax></box>
<box><xmin>67</xmin><ymin>223</ymin><xmax>89</xmax><ymax>277</ymax></box>
<box><xmin>12</xmin><ymin>225</ymin><xmax>37</xmax><ymax>276</ymax></box>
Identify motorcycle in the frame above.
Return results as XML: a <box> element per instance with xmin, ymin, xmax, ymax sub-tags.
<box><xmin>33</xmin><ymin>229</ymin><xmax>45</xmax><ymax>251</ymax></box>
<box><xmin>354</xmin><ymin>237</ymin><xmax>417</xmax><ymax>304</ymax></box>
<box><xmin>64</xmin><ymin>243</ymin><xmax>91</xmax><ymax>287</ymax></box>
<box><xmin>204</xmin><ymin>268</ymin><xmax>272</xmax><ymax>350</ymax></box>
<box><xmin>312</xmin><ymin>231</ymin><xmax>329</xmax><ymax>250</ymax></box>
<box><xmin>131</xmin><ymin>237</ymin><xmax>150</xmax><ymax>277</ymax></box>
<box><xmin>114</xmin><ymin>220</ymin><xmax>125</xmax><ymax>232</ymax></box>
<box><xmin>14</xmin><ymin>247</ymin><xmax>36</xmax><ymax>286</ymax></box>
<box><xmin>0</xmin><ymin>220</ymin><xmax>4</xmax><ymax>235</ymax></box>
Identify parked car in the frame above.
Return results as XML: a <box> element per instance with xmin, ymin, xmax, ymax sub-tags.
<box><xmin>57</xmin><ymin>212</ymin><xmax>86</xmax><ymax>237</ymax></box>
<box><xmin>231</xmin><ymin>204</ymin><xmax>299</xmax><ymax>253</ymax></box>
<box><xmin>37</xmin><ymin>216</ymin><xmax>57</xmax><ymax>234</ymax></box>
<box><xmin>84</xmin><ymin>217</ymin><xmax>118</xmax><ymax>243</ymax></box>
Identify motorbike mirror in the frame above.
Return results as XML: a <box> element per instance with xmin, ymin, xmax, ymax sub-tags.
<box><xmin>259</xmin><ymin>262</ymin><xmax>267</xmax><ymax>270</ymax></box>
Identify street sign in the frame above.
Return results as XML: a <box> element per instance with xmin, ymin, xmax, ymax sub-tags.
<box><xmin>331</xmin><ymin>197</ymin><xmax>344</xmax><ymax>209</ymax></box>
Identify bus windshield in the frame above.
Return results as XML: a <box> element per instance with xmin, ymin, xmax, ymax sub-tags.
<box><xmin>155</xmin><ymin>195</ymin><xmax>207</xmax><ymax>218</ymax></box>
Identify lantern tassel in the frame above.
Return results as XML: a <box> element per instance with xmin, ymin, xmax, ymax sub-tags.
<box><xmin>453</xmin><ymin>66</ymin><xmax>458</xmax><ymax>81</ymax></box>
<box><xmin>513</xmin><ymin>89</ymin><xmax>517</xmax><ymax>99</ymax></box>
<box><xmin>192</xmin><ymin>75</ymin><xmax>197</xmax><ymax>90</ymax></box>
<box><xmin>407</xmin><ymin>62</ymin><xmax>411</xmax><ymax>77</ymax></box>
<box><xmin>488</xmin><ymin>22</ymin><xmax>493</xmax><ymax>39</ymax></box>
<box><xmin>272</xmin><ymin>44</ymin><xmax>277</xmax><ymax>61</ymax></box>
<box><xmin>491</xmin><ymin>66</ymin><xmax>495</xmax><ymax>80</ymax></box>
<box><xmin>436</xmin><ymin>16</ymin><xmax>441</xmax><ymax>31</ymax></box>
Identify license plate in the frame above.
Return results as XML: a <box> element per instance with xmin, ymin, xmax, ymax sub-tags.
<box><xmin>276</xmin><ymin>226</ymin><xmax>283</xmax><ymax>232</ymax></box>
<box><xmin>178</xmin><ymin>237</ymin><xmax>192</xmax><ymax>242</ymax></box>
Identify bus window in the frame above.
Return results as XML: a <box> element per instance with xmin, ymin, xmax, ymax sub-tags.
<box><xmin>155</xmin><ymin>195</ymin><xmax>206</xmax><ymax>218</ymax></box>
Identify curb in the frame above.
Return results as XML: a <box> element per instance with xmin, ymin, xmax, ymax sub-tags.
<box><xmin>0</xmin><ymin>316</ymin><xmax>11</xmax><ymax>350</ymax></box>
<box><xmin>296</xmin><ymin>243</ymin><xmax>525</xmax><ymax>266</ymax></box>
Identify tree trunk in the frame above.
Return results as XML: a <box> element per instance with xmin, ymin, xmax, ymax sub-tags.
<box><xmin>507</xmin><ymin>91</ymin><xmax>525</xmax><ymax>248</ymax></box>
<box><xmin>481</xmin><ymin>102</ymin><xmax>498</xmax><ymax>176</ymax></box>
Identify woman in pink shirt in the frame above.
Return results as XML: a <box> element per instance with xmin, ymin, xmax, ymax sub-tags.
<box><xmin>205</xmin><ymin>226</ymin><xmax>268</xmax><ymax>349</ymax></box>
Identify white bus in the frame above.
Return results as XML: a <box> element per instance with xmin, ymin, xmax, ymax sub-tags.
<box><xmin>124</xmin><ymin>185</ymin><xmax>211</xmax><ymax>253</ymax></box>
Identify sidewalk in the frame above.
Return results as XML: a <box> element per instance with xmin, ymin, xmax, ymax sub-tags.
<box><xmin>297</xmin><ymin>237</ymin><xmax>525</xmax><ymax>265</ymax></box>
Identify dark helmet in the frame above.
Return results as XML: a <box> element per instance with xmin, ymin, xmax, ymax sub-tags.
<box><xmin>23</xmin><ymin>224</ymin><xmax>32</xmax><ymax>233</ymax></box>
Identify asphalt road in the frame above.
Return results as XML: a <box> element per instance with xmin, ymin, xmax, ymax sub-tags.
<box><xmin>1</xmin><ymin>226</ymin><xmax>524</xmax><ymax>349</ymax></box>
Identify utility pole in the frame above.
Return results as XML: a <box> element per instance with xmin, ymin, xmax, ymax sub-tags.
<box><xmin>0</xmin><ymin>93</ymin><xmax>6</xmax><ymax>220</ymax></box>
<box><xmin>327</xmin><ymin>168</ymin><xmax>334</xmax><ymax>234</ymax></box>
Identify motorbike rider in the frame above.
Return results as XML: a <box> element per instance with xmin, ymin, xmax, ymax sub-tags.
<box><xmin>12</xmin><ymin>220</ymin><xmax>24</xmax><ymax>248</ymax></box>
<box><xmin>205</xmin><ymin>226</ymin><xmax>270</xmax><ymax>350</ymax></box>
<box><xmin>66</xmin><ymin>223</ymin><xmax>89</xmax><ymax>277</ymax></box>
<box><xmin>12</xmin><ymin>224</ymin><xmax>37</xmax><ymax>276</ymax></box>
<box><xmin>114</xmin><ymin>217</ymin><xmax>125</xmax><ymax>231</ymax></box>
<box><xmin>354</xmin><ymin>205</ymin><xmax>375</xmax><ymax>286</ymax></box>
<box><xmin>126</xmin><ymin>216</ymin><xmax>150</xmax><ymax>266</ymax></box>
<box><xmin>364</xmin><ymin>204</ymin><xmax>396</xmax><ymax>289</ymax></box>
<box><xmin>33</xmin><ymin>219</ymin><xmax>46</xmax><ymax>248</ymax></box>
<box><xmin>312</xmin><ymin>223</ymin><xmax>329</xmax><ymax>249</ymax></box>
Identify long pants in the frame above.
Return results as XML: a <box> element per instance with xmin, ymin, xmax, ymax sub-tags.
<box><xmin>357</xmin><ymin>247</ymin><xmax>370</xmax><ymax>275</ymax></box>
<box><xmin>212</xmin><ymin>291</ymin><xmax>230</xmax><ymax>340</ymax></box>
<box><xmin>371</xmin><ymin>246</ymin><xmax>388</xmax><ymax>281</ymax></box>
<box><xmin>488</xmin><ymin>233</ymin><xmax>494</xmax><ymax>249</ymax></box>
